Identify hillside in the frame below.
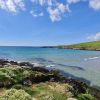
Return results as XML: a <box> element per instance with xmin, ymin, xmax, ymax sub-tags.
<box><xmin>57</xmin><ymin>41</ymin><xmax>100</xmax><ymax>51</ymax></box>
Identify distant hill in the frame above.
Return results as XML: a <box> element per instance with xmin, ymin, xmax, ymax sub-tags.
<box><xmin>57</xmin><ymin>41</ymin><xmax>100</xmax><ymax>51</ymax></box>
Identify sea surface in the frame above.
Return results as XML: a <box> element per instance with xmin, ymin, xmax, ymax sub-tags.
<box><xmin>0</xmin><ymin>46</ymin><xmax>100</xmax><ymax>86</ymax></box>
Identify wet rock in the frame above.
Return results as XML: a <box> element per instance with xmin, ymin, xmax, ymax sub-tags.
<box><xmin>67</xmin><ymin>79</ymin><xmax>88</xmax><ymax>96</ymax></box>
<box><xmin>32</xmin><ymin>67</ymin><xmax>49</xmax><ymax>73</ymax></box>
<box><xmin>18</xmin><ymin>62</ymin><xmax>33</xmax><ymax>67</ymax></box>
<box><xmin>0</xmin><ymin>59</ymin><xmax>9</xmax><ymax>66</ymax></box>
<box><xmin>9</xmin><ymin>61</ymin><xmax>18</xmax><ymax>65</ymax></box>
<box><xmin>89</xmin><ymin>86</ymin><xmax>100</xmax><ymax>100</ymax></box>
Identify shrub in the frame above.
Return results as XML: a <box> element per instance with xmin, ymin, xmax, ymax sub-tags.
<box><xmin>0</xmin><ymin>89</ymin><xmax>32</xmax><ymax>100</ymax></box>
<box><xmin>12</xmin><ymin>84</ymin><xmax>23</xmax><ymax>89</ymax></box>
<box><xmin>77</xmin><ymin>93</ymin><xmax>95</xmax><ymax>100</ymax></box>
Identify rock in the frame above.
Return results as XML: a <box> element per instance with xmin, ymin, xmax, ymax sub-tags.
<box><xmin>67</xmin><ymin>79</ymin><xmax>88</xmax><ymax>96</ymax></box>
<box><xmin>89</xmin><ymin>86</ymin><xmax>100</xmax><ymax>100</ymax></box>
<box><xmin>0</xmin><ymin>59</ymin><xmax>9</xmax><ymax>66</ymax></box>
<box><xmin>32</xmin><ymin>67</ymin><xmax>49</xmax><ymax>73</ymax></box>
<box><xmin>18</xmin><ymin>62</ymin><xmax>33</xmax><ymax>67</ymax></box>
<box><xmin>23</xmin><ymin>80</ymin><xmax>32</xmax><ymax>86</ymax></box>
<box><xmin>9</xmin><ymin>61</ymin><xmax>18</xmax><ymax>65</ymax></box>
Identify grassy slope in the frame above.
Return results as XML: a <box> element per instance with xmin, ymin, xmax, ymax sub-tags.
<box><xmin>58</xmin><ymin>41</ymin><xmax>100</xmax><ymax>50</ymax></box>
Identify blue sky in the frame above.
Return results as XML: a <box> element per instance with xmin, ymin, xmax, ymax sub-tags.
<box><xmin>0</xmin><ymin>0</ymin><xmax>100</xmax><ymax>46</ymax></box>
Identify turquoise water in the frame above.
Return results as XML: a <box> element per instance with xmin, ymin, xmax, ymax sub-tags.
<box><xmin>0</xmin><ymin>46</ymin><xmax>100</xmax><ymax>86</ymax></box>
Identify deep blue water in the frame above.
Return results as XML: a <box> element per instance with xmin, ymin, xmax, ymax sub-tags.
<box><xmin>0</xmin><ymin>46</ymin><xmax>100</xmax><ymax>86</ymax></box>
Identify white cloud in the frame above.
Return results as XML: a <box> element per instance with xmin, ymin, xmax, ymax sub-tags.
<box><xmin>47</xmin><ymin>7</ymin><xmax>61</xmax><ymax>22</ymax></box>
<box><xmin>0</xmin><ymin>0</ymin><xmax>100</xmax><ymax>22</ymax></box>
<box><xmin>31</xmin><ymin>0</ymin><xmax>56</xmax><ymax>6</ymax></box>
<box><xmin>14</xmin><ymin>0</ymin><xmax>25</xmax><ymax>10</ymax></box>
<box><xmin>47</xmin><ymin>3</ymin><xmax>70</xmax><ymax>22</ymax></box>
<box><xmin>31</xmin><ymin>0</ymin><xmax>47</xmax><ymax>6</ymax></box>
<box><xmin>47</xmin><ymin>0</ymin><xmax>52</xmax><ymax>6</ymax></box>
<box><xmin>30</xmin><ymin>10</ymin><xmax>43</xmax><ymax>17</ymax></box>
<box><xmin>87</xmin><ymin>32</ymin><xmax>100</xmax><ymax>41</ymax></box>
<box><xmin>89</xmin><ymin>0</ymin><xmax>100</xmax><ymax>10</ymax></box>
<box><xmin>67</xmin><ymin>0</ymin><xmax>80</xmax><ymax>4</ymax></box>
<box><xmin>38</xmin><ymin>0</ymin><xmax>45</xmax><ymax>6</ymax></box>
<box><xmin>0</xmin><ymin>0</ymin><xmax>25</xmax><ymax>13</ymax></box>
<box><xmin>58</xmin><ymin>3</ymin><xmax>67</xmax><ymax>13</ymax></box>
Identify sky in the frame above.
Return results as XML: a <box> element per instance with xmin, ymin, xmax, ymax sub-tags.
<box><xmin>0</xmin><ymin>0</ymin><xmax>100</xmax><ymax>46</ymax></box>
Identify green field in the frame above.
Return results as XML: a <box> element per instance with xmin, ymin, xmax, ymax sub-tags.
<box><xmin>58</xmin><ymin>41</ymin><xmax>100</xmax><ymax>50</ymax></box>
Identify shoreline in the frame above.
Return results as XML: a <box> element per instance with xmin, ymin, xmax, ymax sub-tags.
<box><xmin>57</xmin><ymin>47</ymin><xmax>100</xmax><ymax>51</ymax></box>
<box><xmin>0</xmin><ymin>45</ymin><xmax>100</xmax><ymax>51</ymax></box>
<box><xmin>0</xmin><ymin>59</ymin><xmax>98</xmax><ymax>86</ymax></box>
<box><xmin>41</xmin><ymin>46</ymin><xmax>100</xmax><ymax>51</ymax></box>
<box><xmin>0</xmin><ymin>59</ymin><xmax>100</xmax><ymax>99</ymax></box>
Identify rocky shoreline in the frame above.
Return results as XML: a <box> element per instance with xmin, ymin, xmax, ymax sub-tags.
<box><xmin>57</xmin><ymin>47</ymin><xmax>100</xmax><ymax>51</ymax></box>
<box><xmin>0</xmin><ymin>59</ymin><xmax>100</xmax><ymax>100</ymax></box>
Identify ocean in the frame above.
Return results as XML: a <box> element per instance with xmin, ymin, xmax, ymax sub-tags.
<box><xmin>0</xmin><ymin>46</ymin><xmax>100</xmax><ymax>86</ymax></box>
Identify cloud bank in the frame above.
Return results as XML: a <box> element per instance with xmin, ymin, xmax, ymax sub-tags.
<box><xmin>0</xmin><ymin>0</ymin><xmax>100</xmax><ymax>22</ymax></box>
<box><xmin>87</xmin><ymin>32</ymin><xmax>100</xmax><ymax>41</ymax></box>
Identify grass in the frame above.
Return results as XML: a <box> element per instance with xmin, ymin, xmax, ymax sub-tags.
<box><xmin>58</xmin><ymin>41</ymin><xmax>100</xmax><ymax>50</ymax></box>
<box><xmin>30</xmin><ymin>82</ymin><xmax>72</xmax><ymax>100</ymax></box>
<box><xmin>0</xmin><ymin>67</ymin><xmax>44</xmax><ymax>84</ymax></box>
<box><xmin>12</xmin><ymin>82</ymin><xmax>73</xmax><ymax>100</ymax></box>
<box><xmin>0</xmin><ymin>67</ymin><xmax>96</xmax><ymax>100</ymax></box>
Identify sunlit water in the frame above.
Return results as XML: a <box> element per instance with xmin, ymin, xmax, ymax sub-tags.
<box><xmin>0</xmin><ymin>46</ymin><xmax>100</xmax><ymax>86</ymax></box>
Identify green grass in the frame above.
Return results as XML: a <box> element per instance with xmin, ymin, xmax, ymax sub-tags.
<box><xmin>0</xmin><ymin>67</ymin><xmax>96</xmax><ymax>100</ymax></box>
<box><xmin>58</xmin><ymin>41</ymin><xmax>100</xmax><ymax>50</ymax></box>
<box><xmin>31</xmin><ymin>82</ymin><xmax>74</xmax><ymax>100</ymax></box>
<box><xmin>0</xmin><ymin>67</ymin><xmax>44</xmax><ymax>85</ymax></box>
<box><xmin>77</xmin><ymin>93</ymin><xmax>95</xmax><ymax>100</ymax></box>
<box><xmin>12</xmin><ymin>82</ymin><xmax>73</xmax><ymax>100</ymax></box>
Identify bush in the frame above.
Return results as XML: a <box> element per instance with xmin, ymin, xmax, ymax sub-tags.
<box><xmin>0</xmin><ymin>89</ymin><xmax>32</xmax><ymax>100</ymax></box>
<box><xmin>77</xmin><ymin>93</ymin><xmax>95</xmax><ymax>100</ymax></box>
<box><xmin>12</xmin><ymin>84</ymin><xmax>23</xmax><ymax>89</ymax></box>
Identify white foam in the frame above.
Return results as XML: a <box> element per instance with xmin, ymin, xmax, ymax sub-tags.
<box><xmin>46</xmin><ymin>65</ymin><xmax>55</xmax><ymax>68</ymax></box>
<box><xmin>84</xmin><ymin>56</ymin><xmax>100</xmax><ymax>61</ymax></box>
<box><xmin>32</xmin><ymin>63</ymin><xmax>44</xmax><ymax>67</ymax></box>
<box><xmin>89</xmin><ymin>57</ymin><xmax>99</xmax><ymax>59</ymax></box>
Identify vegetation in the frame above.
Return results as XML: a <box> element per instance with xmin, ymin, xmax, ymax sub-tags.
<box><xmin>0</xmin><ymin>61</ymin><xmax>97</xmax><ymax>100</ymax></box>
<box><xmin>58</xmin><ymin>41</ymin><xmax>100</xmax><ymax>50</ymax></box>
<box><xmin>0</xmin><ymin>67</ymin><xmax>46</xmax><ymax>87</ymax></box>
<box><xmin>77</xmin><ymin>93</ymin><xmax>95</xmax><ymax>100</ymax></box>
<box><xmin>0</xmin><ymin>89</ymin><xmax>32</xmax><ymax>100</ymax></box>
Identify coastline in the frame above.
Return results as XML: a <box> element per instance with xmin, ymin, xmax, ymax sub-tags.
<box><xmin>0</xmin><ymin>59</ymin><xmax>100</xmax><ymax>100</ymax></box>
<box><xmin>41</xmin><ymin>46</ymin><xmax>100</xmax><ymax>51</ymax></box>
<box><xmin>41</xmin><ymin>41</ymin><xmax>100</xmax><ymax>51</ymax></box>
<box><xmin>57</xmin><ymin>47</ymin><xmax>100</xmax><ymax>51</ymax></box>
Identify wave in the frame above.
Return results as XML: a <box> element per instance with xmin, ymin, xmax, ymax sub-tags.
<box><xmin>84</xmin><ymin>56</ymin><xmax>100</xmax><ymax>61</ymax></box>
<box><xmin>46</xmin><ymin>65</ymin><xmax>55</xmax><ymax>68</ymax></box>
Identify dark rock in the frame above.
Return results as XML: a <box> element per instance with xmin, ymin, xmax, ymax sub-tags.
<box><xmin>0</xmin><ymin>59</ymin><xmax>9</xmax><ymax>66</ymax></box>
<box><xmin>18</xmin><ymin>62</ymin><xmax>33</xmax><ymax>67</ymax></box>
<box><xmin>66</xmin><ymin>79</ymin><xmax>88</xmax><ymax>96</ymax></box>
<box><xmin>21</xmin><ymin>73</ymin><xmax>55</xmax><ymax>85</ymax></box>
<box><xmin>89</xmin><ymin>86</ymin><xmax>100</xmax><ymax>100</ymax></box>
<box><xmin>23</xmin><ymin>80</ymin><xmax>32</xmax><ymax>86</ymax></box>
<box><xmin>32</xmin><ymin>67</ymin><xmax>49</xmax><ymax>73</ymax></box>
<box><xmin>9</xmin><ymin>61</ymin><xmax>18</xmax><ymax>65</ymax></box>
